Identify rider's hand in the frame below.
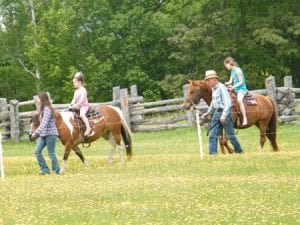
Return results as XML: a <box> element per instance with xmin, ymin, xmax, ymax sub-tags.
<box><xmin>68</xmin><ymin>105</ymin><xmax>74</xmax><ymax>111</ymax></box>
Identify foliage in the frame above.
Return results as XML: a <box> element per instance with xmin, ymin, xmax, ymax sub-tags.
<box><xmin>0</xmin><ymin>125</ymin><xmax>299</xmax><ymax>224</ymax></box>
<box><xmin>0</xmin><ymin>0</ymin><xmax>299</xmax><ymax>102</ymax></box>
<box><xmin>166</xmin><ymin>0</ymin><xmax>300</xmax><ymax>89</ymax></box>
<box><xmin>159</xmin><ymin>74</ymin><xmax>189</xmax><ymax>99</ymax></box>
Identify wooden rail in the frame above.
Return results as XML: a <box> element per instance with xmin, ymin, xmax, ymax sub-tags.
<box><xmin>0</xmin><ymin>76</ymin><xmax>299</xmax><ymax>141</ymax></box>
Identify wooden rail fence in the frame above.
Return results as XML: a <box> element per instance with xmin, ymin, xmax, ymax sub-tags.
<box><xmin>0</xmin><ymin>76</ymin><xmax>299</xmax><ymax>141</ymax></box>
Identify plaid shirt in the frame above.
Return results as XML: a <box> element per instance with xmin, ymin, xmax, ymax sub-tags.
<box><xmin>33</xmin><ymin>107</ymin><xmax>59</xmax><ymax>137</ymax></box>
<box><xmin>207</xmin><ymin>82</ymin><xmax>232</xmax><ymax>119</ymax></box>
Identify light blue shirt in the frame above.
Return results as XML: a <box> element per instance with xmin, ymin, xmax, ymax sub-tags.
<box><xmin>207</xmin><ymin>82</ymin><xmax>232</xmax><ymax>119</ymax></box>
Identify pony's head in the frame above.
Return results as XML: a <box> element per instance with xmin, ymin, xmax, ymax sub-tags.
<box><xmin>29</xmin><ymin>112</ymin><xmax>40</xmax><ymax>138</ymax></box>
<box><xmin>182</xmin><ymin>80</ymin><xmax>202</xmax><ymax>110</ymax></box>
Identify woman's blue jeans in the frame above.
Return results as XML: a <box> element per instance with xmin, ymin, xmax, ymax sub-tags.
<box><xmin>209</xmin><ymin>111</ymin><xmax>243</xmax><ymax>154</ymax></box>
<box><xmin>35</xmin><ymin>135</ymin><xmax>60</xmax><ymax>174</ymax></box>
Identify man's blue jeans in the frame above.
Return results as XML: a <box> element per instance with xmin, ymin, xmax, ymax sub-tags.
<box><xmin>35</xmin><ymin>135</ymin><xmax>60</xmax><ymax>174</ymax></box>
<box><xmin>209</xmin><ymin>111</ymin><xmax>243</xmax><ymax>154</ymax></box>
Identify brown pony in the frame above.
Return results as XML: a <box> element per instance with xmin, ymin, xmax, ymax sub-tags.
<box><xmin>183</xmin><ymin>80</ymin><xmax>279</xmax><ymax>153</ymax></box>
<box><xmin>31</xmin><ymin>105</ymin><xmax>132</xmax><ymax>173</ymax></box>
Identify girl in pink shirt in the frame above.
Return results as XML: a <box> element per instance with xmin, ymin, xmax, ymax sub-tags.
<box><xmin>70</xmin><ymin>72</ymin><xmax>94</xmax><ymax>136</ymax></box>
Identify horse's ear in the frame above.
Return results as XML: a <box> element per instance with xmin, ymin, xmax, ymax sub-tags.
<box><xmin>191</xmin><ymin>80</ymin><xmax>198</xmax><ymax>86</ymax></box>
<box><xmin>188</xmin><ymin>80</ymin><xmax>192</xmax><ymax>84</ymax></box>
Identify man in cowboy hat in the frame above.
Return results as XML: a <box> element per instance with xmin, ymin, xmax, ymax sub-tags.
<box><xmin>201</xmin><ymin>70</ymin><xmax>243</xmax><ymax>155</ymax></box>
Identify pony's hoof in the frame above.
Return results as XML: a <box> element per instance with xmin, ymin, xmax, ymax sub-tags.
<box><xmin>84</xmin><ymin>160</ymin><xmax>89</xmax><ymax>167</ymax></box>
<box><xmin>108</xmin><ymin>158</ymin><xmax>114</xmax><ymax>164</ymax></box>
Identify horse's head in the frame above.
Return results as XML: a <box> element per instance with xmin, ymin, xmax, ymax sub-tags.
<box><xmin>29</xmin><ymin>112</ymin><xmax>40</xmax><ymax>139</ymax></box>
<box><xmin>182</xmin><ymin>80</ymin><xmax>203</xmax><ymax>110</ymax></box>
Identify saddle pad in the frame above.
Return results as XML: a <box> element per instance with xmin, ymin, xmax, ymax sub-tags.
<box><xmin>73</xmin><ymin>107</ymin><xmax>103</xmax><ymax>129</ymax></box>
<box><xmin>87</xmin><ymin>106</ymin><xmax>103</xmax><ymax>120</ymax></box>
<box><xmin>244</xmin><ymin>96</ymin><xmax>257</xmax><ymax>106</ymax></box>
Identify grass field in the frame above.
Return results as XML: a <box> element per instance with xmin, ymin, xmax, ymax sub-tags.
<box><xmin>0</xmin><ymin>124</ymin><xmax>299</xmax><ymax>225</ymax></box>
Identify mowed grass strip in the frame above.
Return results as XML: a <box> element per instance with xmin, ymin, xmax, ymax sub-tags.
<box><xmin>0</xmin><ymin>125</ymin><xmax>299</xmax><ymax>224</ymax></box>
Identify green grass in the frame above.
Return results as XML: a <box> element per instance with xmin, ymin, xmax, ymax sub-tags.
<box><xmin>0</xmin><ymin>125</ymin><xmax>299</xmax><ymax>224</ymax></box>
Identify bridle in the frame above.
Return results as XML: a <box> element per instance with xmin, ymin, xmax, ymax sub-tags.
<box><xmin>185</xmin><ymin>86</ymin><xmax>202</xmax><ymax>105</ymax></box>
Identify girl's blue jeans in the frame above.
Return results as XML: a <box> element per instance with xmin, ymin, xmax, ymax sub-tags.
<box><xmin>35</xmin><ymin>135</ymin><xmax>60</xmax><ymax>174</ymax></box>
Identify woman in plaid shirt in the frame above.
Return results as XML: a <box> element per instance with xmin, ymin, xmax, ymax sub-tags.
<box><xmin>31</xmin><ymin>92</ymin><xmax>60</xmax><ymax>175</ymax></box>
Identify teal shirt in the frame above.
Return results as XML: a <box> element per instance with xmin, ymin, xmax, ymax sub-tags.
<box><xmin>232</xmin><ymin>67</ymin><xmax>247</xmax><ymax>94</ymax></box>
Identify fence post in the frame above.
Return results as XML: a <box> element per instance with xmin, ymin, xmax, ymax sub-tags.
<box><xmin>182</xmin><ymin>84</ymin><xmax>195</xmax><ymax>126</ymax></box>
<box><xmin>130</xmin><ymin>85</ymin><xmax>138</xmax><ymax>98</ymax></box>
<box><xmin>283</xmin><ymin>76</ymin><xmax>296</xmax><ymax>120</ymax></box>
<box><xmin>0</xmin><ymin>98</ymin><xmax>9</xmax><ymax>139</ymax></box>
<box><xmin>265</xmin><ymin>76</ymin><xmax>278</xmax><ymax>117</ymax></box>
<box><xmin>120</xmin><ymin>88</ymin><xmax>131</xmax><ymax>128</ymax></box>
<box><xmin>113</xmin><ymin>86</ymin><xmax>120</xmax><ymax>103</ymax></box>
<box><xmin>284</xmin><ymin>76</ymin><xmax>293</xmax><ymax>88</ymax></box>
<box><xmin>10</xmin><ymin>100</ymin><xmax>20</xmax><ymax>142</ymax></box>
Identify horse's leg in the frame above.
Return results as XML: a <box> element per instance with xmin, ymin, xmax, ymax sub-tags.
<box><xmin>108</xmin><ymin>133</ymin><xmax>117</xmax><ymax>164</ymax></box>
<box><xmin>222</xmin><ymin>136</ymin><xmax>234</xmax><ymax>154</ymax></box>
<box><xmin>110</xmin><ymin>130</ymin><xmax>124</xmax><ymax>164</ymax></box>
<box><xmin>118</xmin><ymin>143</ymin><xmax>125</xmax><ymax>165</ymax></box>
<box><xmin>218</xmin><ymin>130</ymin><xmax>226</xmax><ymax>154</ymax></box>
<box><xmin>72</xmin><ymin>145</ymin><xmax>89</xmax><ymax>167</ymax></box>
<box><xmin>218</xmin><ymin>130</ymin><xmax>234</xmax><ymax>154</ymax></box>
<box><xmin>257</xmin><ymin>121</ymin><xmax>268</xmax><ymax>153</ymax></box>
<box><xmin>60</xmin><ymin>144</ymin><xmax>72</xmax><ymax>174</ymax></box>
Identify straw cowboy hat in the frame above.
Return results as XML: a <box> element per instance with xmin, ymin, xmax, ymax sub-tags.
<box><xmin>204</xmin><ymin>70</ymin><xmax>219</xmax><ymax>80</ymax></box>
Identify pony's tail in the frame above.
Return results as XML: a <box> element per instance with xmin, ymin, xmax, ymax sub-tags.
<box><xmin>267</xmin><ymin>98</ymin><xmax>279</xmax><ymax>151</ymax></box>
<box><xmin>110</xmin><ymin>106</ymin><xmax>133</xmax><ymax>160</ymax></box>
<box><xmin>121</xmin><ymin>123</ymin><xmax>132</xmax><ymax>160</ymax></box>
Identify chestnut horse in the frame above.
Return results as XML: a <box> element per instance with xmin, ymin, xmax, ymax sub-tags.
<box><xmin>31</xmin><ymin>105</ymin><xmax>132</xmax><ymax>173</ymax></box>
<box><xmin>183</xmin><ymin>80</ymin><xmax>279</xmax><ymax>153</ymax></box>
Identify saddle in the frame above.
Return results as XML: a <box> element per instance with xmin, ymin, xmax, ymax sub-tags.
<box><xmin>69</xmin><ymin>106</ymin><xmax>104</xmax><ymax>134</ymax></box>
<box><xmin>229</xmin><ymin>91</ymin><xmax>257</xmax><ymax>128</ymax></box>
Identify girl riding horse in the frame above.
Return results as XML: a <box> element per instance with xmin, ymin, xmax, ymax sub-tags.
<box><xmin>69</xmin><ymin>71</ymin><xmax>95</xmax><ymax>137</ymax></box>
<box><xmin>224</xmin><ymin>57</ymin><xmax>248</xmax><ymax>126</ymax></box>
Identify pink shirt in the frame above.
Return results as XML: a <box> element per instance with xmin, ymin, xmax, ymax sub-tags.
<box><xmin>73</xmin><ymin>87</ymin><xmax>89</xmax><ymax>107</ymax></box>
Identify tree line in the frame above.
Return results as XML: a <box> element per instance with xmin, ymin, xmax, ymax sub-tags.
<box><xmin>0</xmin><ymin>0</ymin><xmax>299</xmax><ymax>102</ymax></box>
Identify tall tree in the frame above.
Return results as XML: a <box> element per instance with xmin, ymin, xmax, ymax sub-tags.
<box><xmin>167</xmin><ymin>0</ymin><xmax>300</xmax><ymax>90</ymax></box>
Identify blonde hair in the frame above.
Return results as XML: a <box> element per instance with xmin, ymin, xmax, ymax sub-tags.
<box><xmin>73</xmin><ymin>71</ymin><xmax>84</xmax><ymax>83</ymax></box>
<box><xmin>224</xmin><ymin>57</ymin><xmax>239</xmax><ymax>67</ymax></box>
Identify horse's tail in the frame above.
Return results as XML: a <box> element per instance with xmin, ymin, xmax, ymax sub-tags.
<box><xmin>121</xmin><ymin>123</ymin><xmax>132</xmax><ymax>160</ymax></box>
<box><xmin>110</xmin><ymin>106</ymin><xmax>132</xmax><ymax>160</ymax></box>
<box><xmin>267</xmin><ymin>97</ymin><xmax>279</xmax><ymax>151</ymax></box>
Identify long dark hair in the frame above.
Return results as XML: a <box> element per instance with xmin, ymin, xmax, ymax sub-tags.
<box><xmin>38</xmin><ymin>92</ymin><xmax>55</xmax><ymax>116</ymax></box>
